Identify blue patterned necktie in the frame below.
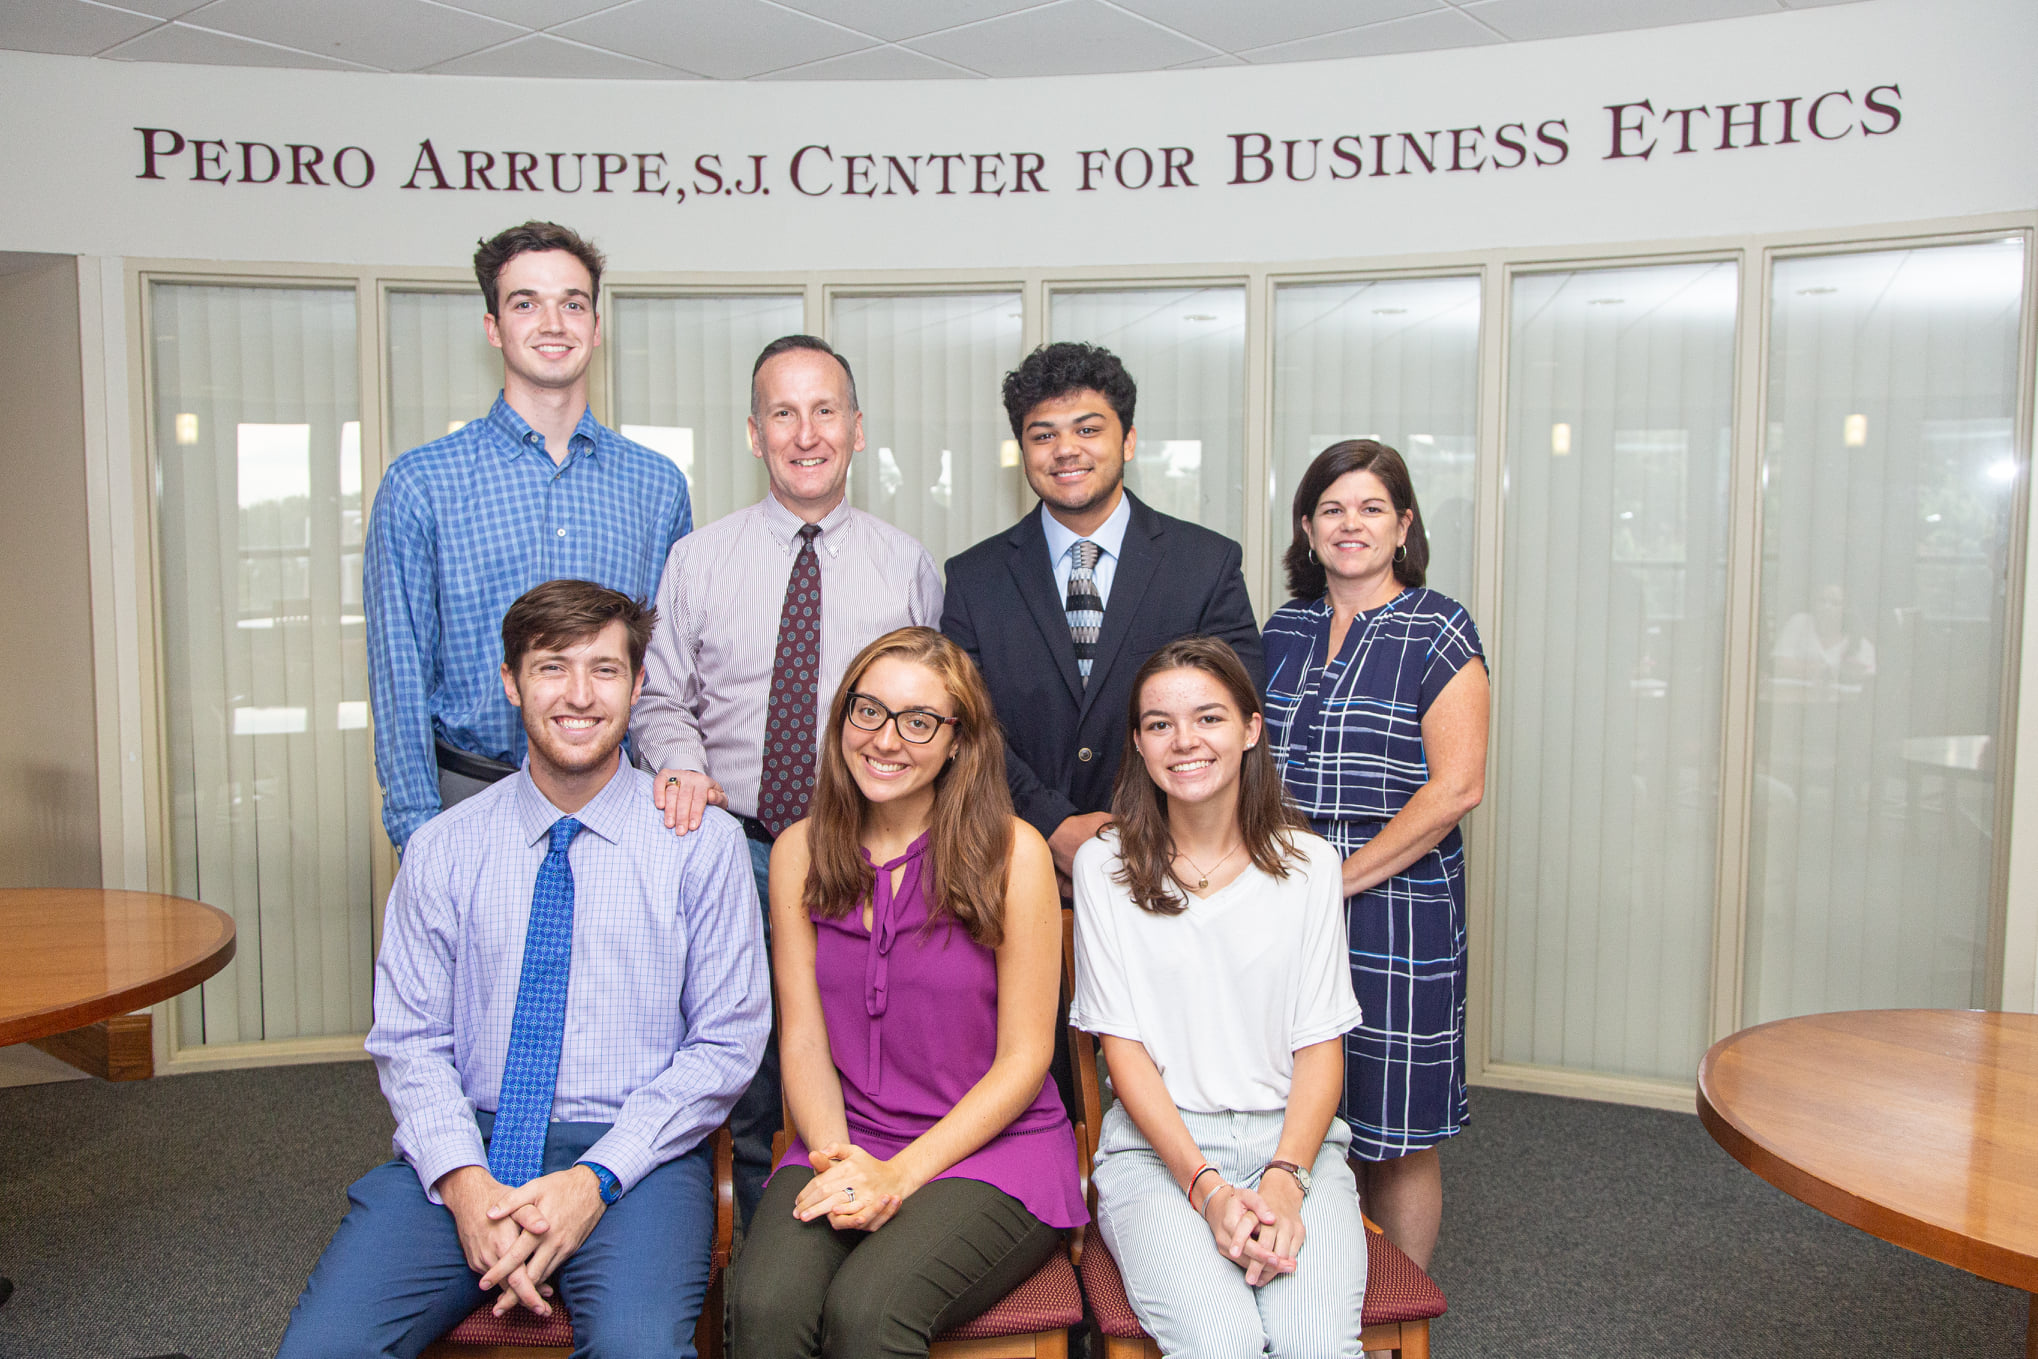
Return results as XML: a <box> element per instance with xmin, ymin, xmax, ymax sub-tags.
<box><xmin>1065</xmin><ymin>539</ymin><xmax>1104</xmax><ymax>685</ymax></box>
<box><xmin>488</xmin><ymin>816</ymin><xmax>583</xmax><ymax>1187</ymax></box>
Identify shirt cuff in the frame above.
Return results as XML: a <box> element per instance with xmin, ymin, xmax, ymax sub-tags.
<box><xmin>407</xmin><ymin>1121</ymin><xmax>490</xmax><ymax>1205</ymax></box>
<box><xmin>581</xmin><ymin>1126</ymin><xmax>657</xmax><ymax>1195</ymax></box>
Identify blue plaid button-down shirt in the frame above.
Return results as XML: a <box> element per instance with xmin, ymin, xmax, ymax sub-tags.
<box><xmin>366</xmin><ymin>760</ymin><xmax>769</xmax><ymax>1201</ymax></box>
<box><xmin>366</xmin><ymin>394</ymin><xmax>692</xmax><ymax>849</ymax></box>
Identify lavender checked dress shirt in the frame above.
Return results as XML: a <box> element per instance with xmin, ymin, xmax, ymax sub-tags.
<box><xmin>366</xmin><ymin>759</ymin><xmax>769</xmax><ymax>1201</ymax></box>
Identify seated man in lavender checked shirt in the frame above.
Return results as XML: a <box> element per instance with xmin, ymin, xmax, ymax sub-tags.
<box><xmin>631</xmin><ymin>335</ymin><xmax>942</xmax><ymax>1225</ymax></box>
<box><xmin>278</xmin><ymin>580</ymin><xmax>768</xmax><ymax>1359</ymax></box>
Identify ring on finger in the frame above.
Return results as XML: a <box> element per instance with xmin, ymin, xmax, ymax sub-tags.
<box><xmin>843</xmin><ymin>1186</ymin><xmax>855</xmax><ymax>1202</ymax></box>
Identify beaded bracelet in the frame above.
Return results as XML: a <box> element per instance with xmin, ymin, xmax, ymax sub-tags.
<box><xmin>1187</xmin><ymin>1164</ymin><xmax>1220</xmax><ymax>1211</ymax></box>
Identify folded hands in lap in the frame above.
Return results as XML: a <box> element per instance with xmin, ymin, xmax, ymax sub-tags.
<box><xmin>793</xmin><ymin>1142</ymin><xmax>908</xmax><ymax>1232</ymax></box>
<box><xmin>439</xmin><ymin>1164</ymin><xmax>608</xmax><ymax>1317</ymax></box>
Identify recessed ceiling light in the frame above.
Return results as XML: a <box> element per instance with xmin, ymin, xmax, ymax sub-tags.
<box><xmin>1183</xmin><ymin>313</ymin><xmax>1217</xmax><ymax>322</ymax></box>
<box><xmin>1372</xmin><ymin>307</ymin><xmax>1407</xmax><ymax>315</ymax></box>
<box><xmin>1587</xmin><ymin>297</ymin><xmax>1623</xmax><ymax>305</ymax></box>
<box><xmin>1797</xmin><ymin>286</ymin><xmax>1838</xmax><ymax>296</ymax></box>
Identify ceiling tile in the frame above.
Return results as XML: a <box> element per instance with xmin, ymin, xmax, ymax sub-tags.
<box><xmin>770</xmin><ymin>0</ymin><xmax>1047</xmax><ymax>43</ymax></box>
<box><xmin>177</xmin><ymin>0</ymin><xmax>526</xmax><ymax>71</ymax></box>
<box><xmin>754</xmin><ymin>42</ymin><xmax>980</xmax><ymax>79</ymax></box>
<box><xmin>427</xmin><ymin>31</ymin><xmax>695</xmax><ymax>77</ymax></box>
<box><xmin>1240</xmin><ymin>7</ymin><xmax>1503</xmax><ymax>61</ymax></box>
<box><xmin>103</xmin><ymin>0</ymin><xmax>215</xmax><ymax>17</ymax></box>
<box><xmin>1457</xmin><ymin>0</ymin><xmax>1781</xmax><ymax>43</ymax></box>
<box><xmin>1167</xmin><ymin>52</ymin><xmax>1245</xmax><ymax>69</ymax></box>
<box><xmin>100</xmin><ymin>20</ymin><xmax>375</xmax><ymax>69</ymax></box>
<box><xmin>1112</xmin><ymin>0</ymin><xmax>1443</xmax><ymax>54</ymax></box>
<box><xmin>433</xmin><ymin>0</ymin><xmax>626</xmax><ymax>27</ymax></box>
<box><xmin>555</xmin><ymin>0</ymin><xmax>875</xmax><ymax>78</ymax></box>
<box><xmin>0</xmin><ymin>1</ymin><xmax>162</xmax><ymax>56</ymax></box>
<box><xmin>910</xmin><ymin>0</ymin><xmax>1215</xmax><ymax>77</ymax></box>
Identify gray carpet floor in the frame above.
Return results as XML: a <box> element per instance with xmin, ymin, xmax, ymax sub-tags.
<box><xmin>0</xmin><ymin>1063</ymin><xmax>2027</xmax><ymax>1358</ymax></box>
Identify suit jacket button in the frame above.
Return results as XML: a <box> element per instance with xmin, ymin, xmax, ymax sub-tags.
<box><xmin>1077</xmin><ymin>747</ymin><xmax>1094</xmax><ymax>763</ymax></box>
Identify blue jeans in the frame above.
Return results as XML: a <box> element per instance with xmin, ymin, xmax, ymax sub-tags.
<box><xmin>276</xmin><ymin>1121</ymin><xmax>714</xmax><ymax>1359</ymax></box>
<box><xmin>726</xmin><ymin>835</ymin><xmax>782</xmax><ymax>1227</ymax></box>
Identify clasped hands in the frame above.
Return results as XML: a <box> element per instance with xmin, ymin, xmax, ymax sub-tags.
<box><xmin>791</xmin><ymin>1142</ymin><xmax>909</xmax><ymax>1232</ymax></box>
<box><xmin>1201</xmin><ymin>1171</ymin><xmax>1305</xmax><ymax>1287</ymax></box>
<box><xmin>439</xmin><ymin>1164</ymin><xmax>608</xmax><ymax>1317</ymax></box>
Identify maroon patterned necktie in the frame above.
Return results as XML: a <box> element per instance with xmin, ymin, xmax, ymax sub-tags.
<box><xmin>757</xmin><ymin>523</ymin><xmax>823</xmax><ymax>836</ymax></box>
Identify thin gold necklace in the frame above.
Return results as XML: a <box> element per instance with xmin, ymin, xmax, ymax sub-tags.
<box><xmin>1174</xmin><ymin>840</ymin><xmax>1244</xmax><ymax>891</ymax></box>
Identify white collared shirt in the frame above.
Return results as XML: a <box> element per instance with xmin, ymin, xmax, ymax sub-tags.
<box><xmin>1041</xmin><ymin>491</ymin><xmax>1133</xmax><ymax>608</ymax></box>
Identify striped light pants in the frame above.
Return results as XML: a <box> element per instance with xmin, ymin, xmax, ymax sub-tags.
<box><xmin>1093</xmin><ymin>1104</ymin><xmax>1367</xmax><ymax>1359</ymax></box>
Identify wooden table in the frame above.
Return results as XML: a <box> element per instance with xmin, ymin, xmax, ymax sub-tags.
<box><xmin>1698</xmin><ymin>1009</ymin><xmax>2038</xmax><ymax>1356</ymax></box>
<box><xmin>0</xmin><ymin>888</ymin><xmax>236</xmax><ymax>1046</ymax></box>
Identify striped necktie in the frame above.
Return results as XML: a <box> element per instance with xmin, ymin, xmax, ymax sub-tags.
<box><xmin>487</xmin><ymin>815</ymin><xmax>583</xmax><ymax>1187</ymax></box>
<box><xmin>1065</xmin><ymin>539</ymin><xmax>1104</xmax><ymax>685</ymax></box>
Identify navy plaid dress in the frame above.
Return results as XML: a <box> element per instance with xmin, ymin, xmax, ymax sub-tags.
<box><xmin>1262</xmin><ymin>588</ymin><xmax>1485</xmax><ymax>1161</ymax></box>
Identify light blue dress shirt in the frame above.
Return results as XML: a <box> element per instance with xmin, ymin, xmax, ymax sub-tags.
<box><xmin>365</xmin><ymin>393</ymin><xmax>693</xmax><ymax>850</ymax></box>
<box><xmin>1040</xmin><ymin>491</ymin><xmax>1133</xmax><ymax>607</ymax></box>
<box><xmin>365</xmin><ymin>758</ymin><xmax>768</xmax><ymax>1201</ymax></box>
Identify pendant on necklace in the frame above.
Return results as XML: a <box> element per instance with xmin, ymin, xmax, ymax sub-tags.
<box><xmin>1195</xmin><ymin>876</ymin><xmax>1209</xmax><ymax>890</ymax></box>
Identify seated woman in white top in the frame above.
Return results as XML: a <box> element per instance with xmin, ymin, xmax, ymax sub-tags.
<box><xmin>1072</xmin><ymin>634</ymin><xmax>1367</xmax><ymax>1359</ymax></box>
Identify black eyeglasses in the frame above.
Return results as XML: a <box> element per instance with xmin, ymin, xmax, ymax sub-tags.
<box><xmin>845</xmin><ymin>693</ymin><xmax>959</xmax><ymax>745</ymax></box>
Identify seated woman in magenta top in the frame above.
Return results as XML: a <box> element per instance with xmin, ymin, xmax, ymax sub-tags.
<box><xmin>728</xmin><ymin>626</ymin><xmax>1084</xmax><ymax>1359</ymax></box>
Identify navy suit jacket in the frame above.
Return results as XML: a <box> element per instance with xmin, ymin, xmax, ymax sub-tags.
<box><xmin>941</xmin><ymin>492</ymin><xmax>1264</xmax><ymax>843</ymax></box>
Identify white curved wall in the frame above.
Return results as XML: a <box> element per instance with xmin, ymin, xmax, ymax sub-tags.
<box><xmin>0</xmin><ymin>0</ymin><xmax>2030</xmax><ymax>270</ymax></box>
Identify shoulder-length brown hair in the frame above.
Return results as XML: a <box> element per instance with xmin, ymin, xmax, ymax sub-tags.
<box><xmin>1110</xmin><ymin>636</ymin><xmax>1309</xmax><ymax>916</ymax></box>
<box><xmin>1283</xmin><ymin>439</ymin><xmax>1429</xmax><ymax>600</ymax></box>
<box><xmin>803</xmin><ymin>627</ymin><xmax>1015</xmax><ymax>947</ymax></box>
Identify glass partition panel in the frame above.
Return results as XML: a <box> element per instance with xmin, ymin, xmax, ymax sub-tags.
<box><xmin>829</xmin><ymin>292</ymin><xmax>1025</xmax><ymax>566</ymax></box>
<box><xmin>1493</xmin><ymin>261</ymin><xmax>1738</xmax><ymax>1080</ymax></box>
<box><xmin>608</xmin><ymin>293</ymin><xmax>806</xmax><ymax>526</ymax></box>
<box><xmin>385</xmin><ymin>290</ymin><xmax>500</xmax><ymax>461</ymax></box>
<box><xmin>153</xmin><ymin>282</ymin><xmax>373</xmax><ymax>1045</ymax></box>
<box><xmin>1049</xmin><ymin>287</ymin><xmax>1246</xmax><ymax>537</ymax></box>
<box><xmin>1744</xmin><ymin>239</ymin><xmax>2027</xmax><ymax>1021</ymax></box>
<box><xmin>1271</xmin><ymin>275</ymin><xmax>1481</xmax><ymax>601</ymax></box>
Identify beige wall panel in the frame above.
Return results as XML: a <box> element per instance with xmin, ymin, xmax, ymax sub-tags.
<box><xmin>0</xmin><ymin>255</ymin><xmax>100</xmax><ymax>887</ymax></box>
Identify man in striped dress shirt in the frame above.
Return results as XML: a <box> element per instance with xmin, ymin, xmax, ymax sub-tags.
<box><xmin>280</xmin><ymin>580</ymin><xmax>768</xmax><ymax>1356</ymax></box>
<box><xmin>366</xmin><ymin>221</ymin><xmax>693</xmax><ymax>853</ymax></box>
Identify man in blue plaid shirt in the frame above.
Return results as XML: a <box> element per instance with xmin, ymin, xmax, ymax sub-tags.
<box><xmin>366</xmin><ymin>221</ymin><xmax>693</xmax><ymax>852</ymax></box>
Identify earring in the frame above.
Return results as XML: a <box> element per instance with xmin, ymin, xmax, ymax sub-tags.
<box><xmin>1307</xmin><ymin>547</ymin><xmax>1318</xmax><ymax>565</ymax></box>
<box><xmin>1395</xmin><ymin>544</ymin><xmax>1408</xmax><ymax>563</ymax></box>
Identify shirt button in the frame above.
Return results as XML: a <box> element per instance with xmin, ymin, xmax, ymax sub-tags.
<box><xmin>1077</xmin><ymin>747</ymin><xmax>1093</xmax><ymax>763</ymax></box>
<box><xmin>557</xmin><ymin>528</ymin><xmax>567</xmax><ymax>537</ymax></box>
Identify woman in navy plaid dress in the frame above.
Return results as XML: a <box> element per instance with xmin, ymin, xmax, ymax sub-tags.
<box><xmin>1260</xmin><ymin>440</ymin><xmax>1488</xmax><ymax>1271</ymax></box>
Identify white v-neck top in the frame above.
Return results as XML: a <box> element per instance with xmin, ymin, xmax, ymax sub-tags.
<box><xmin>1070</xmin><ymin>829</ymin><xmax>1361</xmax><ymax>1114</ymax></box>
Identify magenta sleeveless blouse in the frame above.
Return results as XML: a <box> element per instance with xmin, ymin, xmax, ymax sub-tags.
<box><xmin>775</xmin><ymin>832</ymin><xmax>1087</xmax><ymax>1229</ymax></box>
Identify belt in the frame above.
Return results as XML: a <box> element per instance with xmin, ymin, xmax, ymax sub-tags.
<box><xmin>739</xmin><ymin>814</ymin><xmax>777</xmax><ymax>845</ymax></box>
<box><xmin>434</xmin><ymin>737</ymin><xmax>516</xmax><ymax>784</ymax></box>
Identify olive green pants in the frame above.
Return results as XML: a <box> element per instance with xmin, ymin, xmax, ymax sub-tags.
<box><xmin>728</xmin><ymin>1166</ymin><xmax>1063</xmax><ymax>1359</ymax></box>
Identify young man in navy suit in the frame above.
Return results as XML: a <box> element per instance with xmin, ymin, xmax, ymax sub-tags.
<box><xmin>941</xmin><ymin>342</ymin><xmax>1263</xmax><ymax>892</ymax></box>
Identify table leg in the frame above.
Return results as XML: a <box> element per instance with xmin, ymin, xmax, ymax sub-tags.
<box><xmin>2027</xmin><ymin>1292</ymin><xmax>2036</xmax><ymax>1359</ymax></box>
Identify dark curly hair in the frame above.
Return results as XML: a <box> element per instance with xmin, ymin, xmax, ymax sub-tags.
<box><xmin>473</xmin><ymin>221</ymin><xmax>605</xmax><ymax>317</ymax></box>
<box><xmin>1001</xmin><ymin>341</ymin><xmax>1137</xmax><ymax>439</ymax></box>
<box><xmin>1283</xmin><ymin>439</ymin><xmax>1429</xmax><ymax>600</ymax></box>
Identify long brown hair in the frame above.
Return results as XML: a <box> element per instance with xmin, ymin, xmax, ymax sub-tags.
<box><xmin>803</xmin><ymin>627</ymin><xmax>1015</xmax><ymax>947</ymax></box>
<box><xmin>1283</xmin><ymin>439</ymin><xmax>1429</xmax><ymax>600</ymax></box>
<box><xmin>1110</xmin><ymin>636</ymin><xmax>1308</xmax><ymax>916</ymax></box>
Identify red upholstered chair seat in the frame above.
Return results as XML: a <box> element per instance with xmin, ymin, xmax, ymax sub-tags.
<box><xmin>438</xmin><ymin>1299</ymin><xmax>575</xmax><ymax>1347</ymax></box>
<box><xmin>1358</xmin><ymin>1224</ymin><xmax>1449</xmax><ymax>1324</ymax></box>
<box><xmin>1076</xmin><ymin>1222</ymin><xmax>1446</xmax><ymax>1337</ymax></box>
<box><xmin>937</xmin><ymin>1248</ymin><xmax>1085</xmax><ymax>1340</ymax></box>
